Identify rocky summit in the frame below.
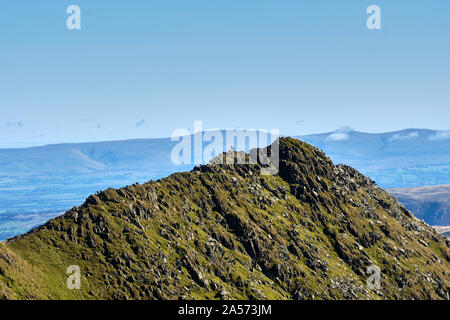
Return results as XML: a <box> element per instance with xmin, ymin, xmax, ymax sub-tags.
<box><xmin>0</xmin><ymin>138</ymin><xmax>449</xmax><ymax>300</ymax></box>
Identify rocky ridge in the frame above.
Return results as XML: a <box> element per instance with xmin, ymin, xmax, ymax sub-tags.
<box><xmin>0</xmin><ymin>138</ymin><xmax>448</xmax><ymax>299</ymax></box>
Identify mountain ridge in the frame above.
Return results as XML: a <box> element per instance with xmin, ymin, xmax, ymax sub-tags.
<box><xmin>0</xmin><ymin>138</ymin><xmax>448</xmax><ymax>300</ymax></box>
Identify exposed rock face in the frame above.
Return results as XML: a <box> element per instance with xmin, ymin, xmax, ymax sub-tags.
<box><xmin>0</xmin><ymin>138</ymin><xmax>449</xmax><ymax>300</ymax></box>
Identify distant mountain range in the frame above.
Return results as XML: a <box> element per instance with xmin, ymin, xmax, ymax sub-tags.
<box><xmin>0</xmin><ymin>137</ymin><xmax>183</xmax><ymax>239</ymax></box>
<box><xmin>0</xmin><ymin>131</ymin><xmax>274</xmax><ymax>239</ymax></box>
<box><xmin>0</xmin><ymin>128</ymin><xmax>449</xmax><ymax>239</ymax></box>
<box><xmin>297</xmin><ymin>128</ymin><xmax>450</xmax><ymax>189</ymax></box>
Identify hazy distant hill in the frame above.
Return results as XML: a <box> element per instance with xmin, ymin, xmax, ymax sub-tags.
<box><xmin>388</xmin><ymin>185</ymin><xmax>450</xmax><ymax>226</ymax></box>
<box><xmin>298</xmin><ymin>128</ymin><xmax>450</xmax><ymax>189</ymax></box>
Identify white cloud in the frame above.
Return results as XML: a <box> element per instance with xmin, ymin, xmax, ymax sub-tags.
<box><xmin>388</xmin><ymin>131</ymin><xmax>419</xmax><ymax>142</ymax></box>
<box><xmin>428</xmin><ymin>131</ymin><xmax>450</xmax><ymax>141</ymax></box>
<box><xmin>326</xmin><ymin>132</ymin><xmax>349</xmax><ymax>141</ymax></box>
<box><xmin>326</xmin><ymin>126</ymin><xmax>353</xmax><ymax>141</ymax></box>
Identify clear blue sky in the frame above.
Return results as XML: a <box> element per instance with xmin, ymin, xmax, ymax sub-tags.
<box><xmin>1</xmin><ymin>0</ymin><xmax>449</xmax><ymax>147</ymax></box>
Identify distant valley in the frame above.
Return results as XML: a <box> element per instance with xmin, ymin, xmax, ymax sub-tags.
<box><xmin>388</xmin><ymin>185</ymin><xmax>450</xmax><ymax>226</ymax></box>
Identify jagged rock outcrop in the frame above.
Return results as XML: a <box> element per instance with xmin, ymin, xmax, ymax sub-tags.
<box><xmin>0</xmin><ymin>138</ymin><xmax>449</xmax><ymax>300</ymax></box>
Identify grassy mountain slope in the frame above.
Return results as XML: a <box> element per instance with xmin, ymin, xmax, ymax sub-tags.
<box><xmin>0</xmin><ymin>138</ymin><xmax>449</xmax><ymax>300</ymax></box>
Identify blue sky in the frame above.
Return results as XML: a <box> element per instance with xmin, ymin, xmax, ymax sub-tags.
<box><xmin>0</xmin><ymin>0</ymin><xmax>449</xmax><ymax>147</ymax></box>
